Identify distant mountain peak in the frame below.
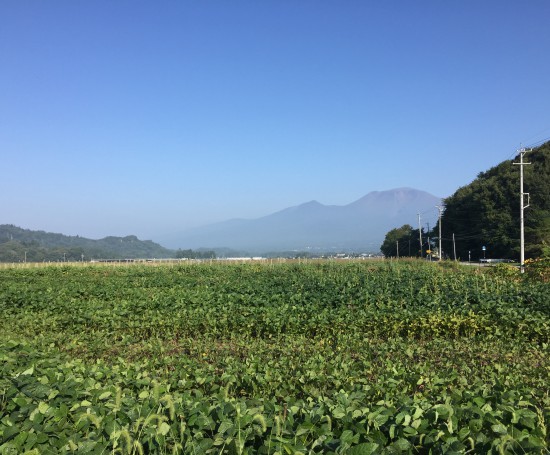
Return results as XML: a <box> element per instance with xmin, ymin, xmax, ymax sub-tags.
<box><xmin>348</xmin><ymin>188</ymin><xmax>438</xmax><ymax>209</ymax></box>
<box><xmin>160</xmin><ymin>188</ymin><xmax>441</xmax><ymax>252</ymax></box>
<box><xmin>302</xmin><ymin>199</ymin><xmax>322</xmax><ymax>206</ymax></box>
<box><xmin>285</xmin><ymin>199</ymin><xmax>324</xmax><ymax>209</ymax></box>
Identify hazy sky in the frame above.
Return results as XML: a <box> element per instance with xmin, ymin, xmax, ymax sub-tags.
<box><xmin>1</xmin><ymin>1</ymin><xmax>549</xmax><ymax>241</ymax></box>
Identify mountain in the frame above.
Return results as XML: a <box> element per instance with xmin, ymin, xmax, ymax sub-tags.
<box><xmin>162</xmin><ymin>188</ymin><xmax>441</xmax><ymax>253</ymax></box>
<box><xmin>0</xmin><ymin>225</ymin><xmax>175</xmax><ymax>262</ymax></box>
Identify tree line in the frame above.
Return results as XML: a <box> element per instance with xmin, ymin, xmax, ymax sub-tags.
<box><xmin>175</xmin><ymin>249</ymin><xmax>216</xmax><ymax>259</ymax></box>
<box><xmin>381</xmin><ymin>141</ymin><xmax>550</xmax><ymax>260</ymax></box>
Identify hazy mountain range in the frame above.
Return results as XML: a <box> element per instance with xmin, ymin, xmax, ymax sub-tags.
<box><xmin>1</xmin><ymin>188</ymin><xmax>441</xmax><ymax>260</ymax></box>
<box><xmin>162</xmin><ymin>188</ymin><xmax>441</xmax><ymax>252</ymax></box>
<box><xmin>0</xmin><ymin>224</ymin><xmax>174</xmax><ymax>262</ymax></box>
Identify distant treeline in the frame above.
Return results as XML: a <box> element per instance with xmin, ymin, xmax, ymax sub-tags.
<box><xmin>175</xmin><ymin>249</ymin><xmax>216</xmax><ymax>259</ymax></box>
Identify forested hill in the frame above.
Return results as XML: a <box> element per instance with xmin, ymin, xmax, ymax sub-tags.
<box><xmin>0</xmin><ymin>225</ymin><xmax>175</xmax><ymax>262</ymax></box>
<box><xmin>440</xmin><ymin>140</ymin><xmax>550</xmax><ymax>260</ymax></box>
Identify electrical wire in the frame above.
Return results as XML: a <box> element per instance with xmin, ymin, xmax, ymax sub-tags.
<box><xmin>526</xmin><ymin>135</ymin><xmax>550</xmax><ymax>149</ymax></box>
<box><xmin>522</xmin><ymin>126</ymin><xmax>550</xmax><ymax>145</ymax></box>
<box><xmin>500</xmin><ymin>130</ymin><xmax>550</xmax><ymax>162</ymax></box>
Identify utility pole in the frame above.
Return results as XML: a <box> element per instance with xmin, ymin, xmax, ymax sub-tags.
<box><xmin>396</xmin><ymin>240</ymin><xmax>399</xmax><ymax>259</ymax></box>
<box><xmin>426</xmin><ymin>222</ymin><xmax>431</xmax><ymax>261</ymax></box>
<box><xmin>436</xmin><ymin>205</ymin><xmax>444</xmax><ymax>261</ymax></box>
<box><xmin>513</xmin><ymin>147</ymin><xmax>531</xmax><ymax>273</ymax></box>
<box><xmin>417</xmin><ymin>213</ymin><xmax>423</xmax><ymax>257</ymax></box>
<box><xmin>453</xmin><ymin>233</ymin><xmax>457</xmax><ymax>261</ymax></box>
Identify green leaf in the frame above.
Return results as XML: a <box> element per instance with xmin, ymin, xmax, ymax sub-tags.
<box><xmin>2</xmin><ymin>424</ymin><xmax>20</xmax><ymax>442</ymax></box>
<box><xmin>218</xmin><ymin>420</ymin><xmax>234</xmax><ymax>435</ymax></box>
<box><xmin>340</xmin><ymin>430</ymin><xmax>356</xmax><ymax>444</ymax></box>
<box><xmin>347</xmin><ymin>442</ymin><xmax>379</xmax><ymax>455</ymax></box>
<box><xmin>491</xmin><ymin>423</ymin><xmax>508</xmax><ymax>435</ymax></box>
<box><xmin>526</xmin><ymin>435</ymin><xmax>546</xmax><ymax>448</ymax></box>
<box><xmin>457</xmin><ymin>426</ymin><xmax>470</xmax><ymax>440</ymax></box>
<box><xmin>77</xmin><ymin>440</ymin><xmax>97</xmax><ymax>453</ymax></box>
<box><xmin>14</xmin><ymin>430</ymin><xmax>28</xmax><ymax>447</ymax></box>
<box><xmin>21</xmin><ymin>366</ymin><xmax>34</xmax><ymax>376</ymax></box>
<box><xmin>519</xmin><ymin>416</ymin><xmax>535</xmax><ymax>429</ymax></box>
<box><xmin>98</xmin><ymin>391</ymin><xmax>112</xmax><ymax>400</ymax></box>
<box><xmin>433</xmin><ymin>404</ymin><xmax>453</xmax><ymax>419</ymax></box>
<box><xmin>35</xmin><ymin>433</ymin><xmax>49</xmax><ymax>444</ymax></box>
<box><xmin>332</xmin><ymin>407</ymin><xmax>346</xmax><ymax>419</ymax></box>
<box><xmin>392</xmin><ymin>438</ymin><xmax>411</xmax><ymax>451</ymax></box>
<box><xmin>12</xmin><ymin>397</ymin><xmax>29</xmax><ymax>407</ymax></box>
<box><xmin>158</xmin><ymin>422</ymin><xmax>171</xmax><ymax>436</ymax></box>
<box><xmin>469</xmin><ymin>419</ymin><xmax>483</xmax><ymax>432</ymax></box>
<box><xmin>295</xmin><ymin>422</ymin><xmax>314</xmax><ymax>437</ymax></box>
<box><xmin>38</xmin><ymin>402</ymin><xmax>49</xmax><ymax>414</ymax></box>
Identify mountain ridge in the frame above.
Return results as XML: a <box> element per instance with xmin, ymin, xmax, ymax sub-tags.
<box><xmin>1</xmin><ymin>188</ymin><xmax>442</xmax><ymax>258</ymax></box>
<box><xmin>0</xmin><ymin>225</ymin><xmax>174</xmax><ymax>262</ymax></box>
<box><xmin>161</xmin><ymin>188</ymin><xmax>441</xmax><ymax>252</ymax></box>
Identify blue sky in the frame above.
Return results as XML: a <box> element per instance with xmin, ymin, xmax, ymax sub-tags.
<box><xmin>1</xmin><ymin>1</ymin><xmax>549</xmax><ymax>241</ymax></box>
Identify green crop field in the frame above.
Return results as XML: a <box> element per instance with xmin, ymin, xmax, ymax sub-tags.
<box><xmin>0</xmin><ymin>261</ymin><xmax>549</xmax><ymax>454</ymax></box>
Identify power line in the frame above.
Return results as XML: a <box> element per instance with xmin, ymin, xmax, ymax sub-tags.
<box><xmin>419</xmin><ymin>207</ymin><xmax>438</xmax><ymax>216</ymax></box>
<box><xmin>502</xmin><ymin>131</ymin><xmax>549</xmax><ymax>162</ymax></box>
<box><xmin>525</xmin><ymin>135</ymin><xmax>550</xmax><ymax>149</ymax></box>
<box><xmin>442</xmin><ymin>233</ymin><xmax>484</xmax><ymax>241</ymax></box>
<box><xmin>522</xmin><ymin>125</ymin><xmax>550</xmax><ymax>146</ymax></box>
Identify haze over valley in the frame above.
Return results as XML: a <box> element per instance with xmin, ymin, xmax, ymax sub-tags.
<box><xmin>160</xmin><ymin>188</ymin><xmax>440</xmax><ymax>253</ymax></box>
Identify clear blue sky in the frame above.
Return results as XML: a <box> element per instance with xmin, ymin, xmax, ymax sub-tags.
<box><xmin>1</xmin><ymin>1</ymin><xmax>549</xmax><ymax>241</ymax></box>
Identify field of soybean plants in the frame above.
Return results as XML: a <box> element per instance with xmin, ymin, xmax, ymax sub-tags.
<box><xmin>0</xmin><ymin>260</ymin><xmax>549</xmax><ymax>454</ymax></box>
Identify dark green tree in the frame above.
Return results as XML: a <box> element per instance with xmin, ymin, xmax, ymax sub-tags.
<box><xmin>175</xmin><ymin>249</ymin><xmax>216</xmax><ymax>259</ymax></box>
<box><xmin>436</xmin><ymin>141</ymin><xmax>550</xmax><ymax>260</ymax></box>
<box><xmin>380</xmin><ymin>224</ymin><xmax>418</xmax><ymax>257</ymax></box>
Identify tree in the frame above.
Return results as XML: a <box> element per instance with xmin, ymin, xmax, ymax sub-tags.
<box><xmin>380</xmin><ymin>224</ymin><xmax>417</xmax><ymax>257</ymax></box>
<box><xmin>175</xmin><ymin>249</ymin><xmax>216</xmax><ymax>259</ymax></box>
<box><xmin>437</xmin><ymin>141</ymin><xmax>550</xmax><ymax>260</ymax></box>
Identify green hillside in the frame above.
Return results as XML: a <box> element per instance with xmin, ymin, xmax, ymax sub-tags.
<box><xmin>440</xmin><ymin>141</ymin><xmax>550</xmax><ymax>260</ymax></box>
<box><xmin>0</xmin><ymin>225</ymin><xmax>175</xmax><ymax>262</ymax></box>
